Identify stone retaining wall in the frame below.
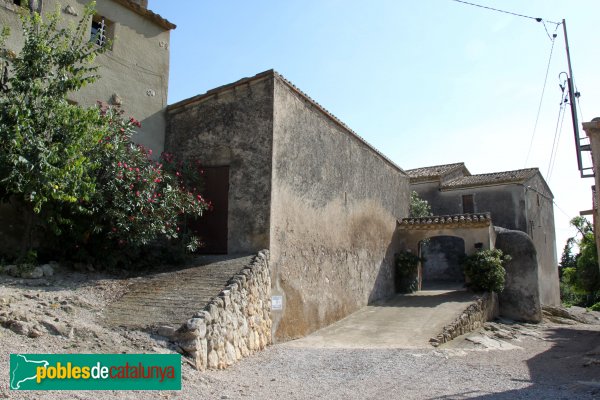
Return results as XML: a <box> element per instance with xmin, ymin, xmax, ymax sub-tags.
<box><xmin>175</xmin><ymin>250</ymin><xmax>272</xmax><ymax>371</ymax></box>
<box><xmin>429</xmin><ymin>291</ymin><xmax>498</xmax><ymax>347</ymax></box>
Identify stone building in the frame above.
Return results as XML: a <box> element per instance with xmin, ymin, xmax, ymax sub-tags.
<box><xmin>406</xmin><ymin>162</ymin><xmax>560</xmax><ymax>305</ymax></box>
<box><xmin>0</xmin><ymin>0</ymin><xmax>175</xmax><ymax>153</ymax></box>
<box><xmin>1</xmin><ymin>1</ymin><xmax>561</xmax><ymax>339</ymax></box>
<box><xmin>166</xmin><ymin>70</ymin><xmax>409</xmax><ymax>341</ymax></box>
<box><xmin>582</xmin><ymin>118</ymin><xmax>600</xmax><ymax>272</ymax></box>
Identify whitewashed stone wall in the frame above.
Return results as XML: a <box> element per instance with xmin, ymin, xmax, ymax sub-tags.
<box><xmin>175</xmin><ymin>251</ymin><xmax>272</xmax><ymax>371</ymax></box>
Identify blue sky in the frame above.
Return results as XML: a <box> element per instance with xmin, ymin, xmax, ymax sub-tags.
<box><xmin>150</xmin><ymin>0</ymin><xmax>600</xmax><ymax>256</ymax></box>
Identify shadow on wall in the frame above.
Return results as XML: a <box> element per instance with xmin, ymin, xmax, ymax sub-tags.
<box><xmin>367</xmin><ymin>227</ymin><xmax>402</xmax><ymax>305</ymax></box>
<box><xmin>445</xmin><ymin>327</ymin><xmax>600</xmax><ymax>399</ymax></box>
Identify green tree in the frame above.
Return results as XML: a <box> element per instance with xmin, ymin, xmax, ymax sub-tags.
<box><xmin>409</xmin><ymin>191</ymin><xmax>432</xmax><ymax>218</ymax></box>
<box><xmin>0</xmin><ymin>5</ymin><xmax>208</xmax><ymax>266</ymax></box>
<box><xmin>559</xmin><ymin>216</ymin><xmax>600</xmax><ymax>307</ymax></box>
<box><xmin>0</xmin><ymin>4</ymin><xmax>108</xmax><ymax>254</ymax></box>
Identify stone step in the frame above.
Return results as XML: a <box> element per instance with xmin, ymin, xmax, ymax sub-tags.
<box><xmin>102</xmin><ymin>255</ymin><xmax>254</xmax><ymax>329</ymax></box>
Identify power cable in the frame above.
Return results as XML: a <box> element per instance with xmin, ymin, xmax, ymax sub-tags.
<box><xmin>450</xmin><ymin>0</ymin><xmax>561</xmax><ymax>25</ymax></box>
<box><xmin>546</xmin><ymin>80</ymin><xmax>568</xmax><ymax>179</ymax></box>
<box><xmin>524</xmin><ymin>33</ymin><xmax>558</xmax><ymax>167</ymax></box>
<box><xmin>574</xmin><ymin>83</ymin><xmax>585</xmax><ymax>124</ymax></box>
<box><xmin>553</xmin><ymin>199</ymin><xmax>575</xmax><ymax>220</ymax></box>
<box><xmin>548</xmin><ymin>101</ymin><xmax>567</xmax><ymax>179</ymax></box>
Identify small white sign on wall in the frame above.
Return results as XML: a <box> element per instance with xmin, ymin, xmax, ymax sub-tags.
<box><xmin>272</xmin><ymin>295</ymin><xmax>283</xmax><ymax>310</ymax></box>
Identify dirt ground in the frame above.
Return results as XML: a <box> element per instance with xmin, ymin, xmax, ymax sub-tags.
<box><xmin>0</xmin><ymin>266</ymin><xmax>599</xmax><ymax>399</ymax></box>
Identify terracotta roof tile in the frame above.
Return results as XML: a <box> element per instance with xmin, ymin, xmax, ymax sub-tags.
<box><xmin>441</xmin><ymin>168</ymin><xmax>539</xmax><ymax>190</ymax></box>
<box><xmin>397</xmin><ymin>213</ymin><xmax>492</xmax><ymax>229</ymax></box>
<box><xmin>406</xmin><ymin>163</ymin><xmax>467</xmax><ymax>182</ymax></box>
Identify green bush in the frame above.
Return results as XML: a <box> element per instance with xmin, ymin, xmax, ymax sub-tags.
<box><xmin>559</xmin><ymin>217</ymin><xmax>600</xmax><ymax>307</ymax></box>
<box><xmin>462</xmin><ymin>249</ymin><xmax>511</xmax><ymax>293</ymax></box>
<box><xmin>48</xmin><ymin>106</ymin><xmax>209</xmax><ymax>268</ymax></box>
<box><xmin>0</xmin><ymin>6</ymin><xmax>209</xmax><ymax>268</ymax></box>
<box><xmin>395</xmin><ymin>251</ymin><xmax>421</xmax><ymax>293</ymax></box>
<box><xmin>589</xmin><ymin>302</ymin><xmax>600</xmax><ymax>312</ymax></box>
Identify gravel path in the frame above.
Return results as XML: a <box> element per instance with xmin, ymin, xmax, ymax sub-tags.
<box><xmin>1</xmin><ymin>266</ymin><xmax>599</xmax><ymax>399</ymax></box>
<box><xmin>196</xmin><ymin>325</ymin><xmax>600</xmax><ymax>400</ymax></box>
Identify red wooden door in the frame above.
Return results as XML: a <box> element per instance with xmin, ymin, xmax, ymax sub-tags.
<box><xmin>188</xmin><ymin>166</ymin><xmax>229</xmax><ymax>254</ymax></box>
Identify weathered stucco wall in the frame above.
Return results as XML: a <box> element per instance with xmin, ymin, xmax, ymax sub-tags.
<box><xmin>412</xmin><ymin>179</ymin><xmax>559</xmax><ymax>305</ymax></box>
<box><xmin>495</xmin><ymin>228</ymin><xmax>542</xmax><ymax>322</ymax></box>
<box><xmin>583</xmin><ymin>118</ymin><xmax>600</xmax><ymax>275</ymax></box>
<box><xmin>413</xmin><ymin>182</ymin><xmax>528</xmax><ymax>232</ymax></box>
<box><xmin>524</xmin><ymin>175</ymin><xmax>559</xmax><ymax>305</ymax></box>
<box><xmin>0</xmin><ymin>0</ymin><xmax>172</xmax><ymax>154</ymax></box>
<box><xmin>166</xmin><ymin>76</ymin><xmax>274</xmax><ymax>253</ymax></box>
<box><xmin>269</xmin><ymin>75</ymin><xmax>409</xmax><ymax>341</ymax></box>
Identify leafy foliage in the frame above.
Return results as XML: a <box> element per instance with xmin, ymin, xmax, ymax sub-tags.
<box><xmin>0</xmin><ymin>5</ymin><xmax>107</xmax><ymax>213</ymax></box>
<box><xmin>395</xmin><ymin>251</ymin><xmax>421</xmax><ymax>293</ymax></box>
<box><xmin>462</xmin><ymin>249</ymin><xmax>511</xmax><ymax>293</ymax></box>
<box><xmin>409</xmin><ymin>191</ymin><xmax>432</xmax><ymax>218</ymax></box>
<box><xmin>0</xmin><ymin>6</ymin><xmax>209</xmax><ymax>268</ymax></box>
<box><xmin>559</xmin><ymin>216</ymin><xmax>600</xmax><ymax>307</ymax></box>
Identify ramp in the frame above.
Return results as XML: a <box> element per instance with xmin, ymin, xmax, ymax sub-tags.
<box><xmin>287</xmin><ymin>287</ymin><xmax>478</xmax><ymax>349</ymax></box>
<box><xmin>103</xmin><ymin>255</ymin><xmax>253</xmax><ymax>329</ymax></box>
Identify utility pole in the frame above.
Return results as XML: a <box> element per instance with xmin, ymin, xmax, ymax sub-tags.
<box><xmin>563</xmin><ymin>19</ymin><xmax>593</xmax><ymax>178</ymax></box>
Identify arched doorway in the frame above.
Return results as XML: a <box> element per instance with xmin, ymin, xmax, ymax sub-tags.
<box><xmin>419</xmin><ymin>236</ymin><xmax>465</xmax><ymax>286</ymax></box>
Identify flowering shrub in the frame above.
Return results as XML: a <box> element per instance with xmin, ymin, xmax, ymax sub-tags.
<box><xmin>53</xmin><ymin>105</ymin><xmax>209</xmax><ymax>267</ymax></box>
<box><xmin>0</xmin><ymin>7</ymin><xmax>209</xmax><ymax>267</ymax></box>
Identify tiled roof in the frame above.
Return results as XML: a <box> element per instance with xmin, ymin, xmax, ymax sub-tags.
<box><xmin>397</xmin><ymin>213</ymin><xmax>492</xmax><ymax>229</ymax></box>
<box><xmin>406</xmin><ymin>163</ymin><xmax>467</xmax><ymax>182</ymax></box>
<box><xmin>113</xmin><ymin>0</ymin><xmax>176</xmax><ymax>30</ymax></box>
<box><xmin>441</xmin><ymin>168</ymin><xmax>539</xmax><ymax>190</ymax></box>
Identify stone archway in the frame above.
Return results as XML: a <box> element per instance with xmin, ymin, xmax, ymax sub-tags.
<box><xmin>420</xmin><ymin>235</ymin><xmax>466</xmax><ymax>285</ymax></box>
<box><xmin>397</xmin><ymin>213</ymin><xmax>496</xmax><ymax>290</ymax></box>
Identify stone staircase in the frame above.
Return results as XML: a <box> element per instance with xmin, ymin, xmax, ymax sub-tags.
<box><xmin>103</xmin><ymin>255</ymin><xmax>253</xmax><ymax>329</ymax></box>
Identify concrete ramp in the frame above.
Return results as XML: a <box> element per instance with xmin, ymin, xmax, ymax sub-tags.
<box><xmin>286</xmin><ymin>287</ymin><xmax>477</xmax><ymax>349</ymax></box>
<box><xmin>103</xmin><ymin>255</ymin><xmax>253</xmax><ymax>329</ymax></box>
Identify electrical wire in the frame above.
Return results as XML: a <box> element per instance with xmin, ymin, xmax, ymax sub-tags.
<box><xmin>450</xmin><ymin>0</ymin><xmax>561</xmax><ymax>25</ymax></box>
<box><xmin>575</xmin><ymin>83</ymin><xmax>585</xmax><ymax>124</ymax></box>
<box><xmin>548</xmin><ymin>102</ymin><xmax>568</xmax><ymax>179</ymax></box>
<box><xmin>546</xmin><ymin>84</ymin><xmax>569</xmax><ymax>180</ymax></box>
<box><xmin>524</xmin><ymin>34</ymin><xmax>558</xmax><ymax>167</ymax></box>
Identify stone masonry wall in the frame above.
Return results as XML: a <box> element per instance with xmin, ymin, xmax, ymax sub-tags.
<box><xmin>166</xmin><ymin>75</ymin><xmax>274</xmax><ymax>253</ymax></box>
<box><xmin>429</xmin><ymin>292</ymin><xmax>499</xmax><ymax>346</ymax></box>
<box><xmin>175</xmin><ymin>251</ymin><xmax>272</xmax><ymax>371</ymax></box>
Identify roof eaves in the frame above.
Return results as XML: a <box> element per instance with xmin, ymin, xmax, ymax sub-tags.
<box><xmin>167</xmin><ymin>70</ymin><xmax>275</xmax><ymax>112</ymax></box>
<box><xmin>168</xmin><ymin>69</ymin><xmax>409</xmax><ymax>177</ymax></box>
<box><xmin>273</xmin><ymin>72</ymin><xmax>408</xmax><ymax>177</ymax></box>
<box><xmin>111</xmin><ymin>0</ymin><xmax>176</xmax><ymax>30</ymax></box>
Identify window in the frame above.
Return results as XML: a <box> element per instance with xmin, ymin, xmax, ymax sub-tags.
<box><xmin>462</xmin><ymin>194</ymin><xmax>474</xmax><ymax>214</ymax></box>
<box><xmin>90</xmin><ymin>15</ymin><xmax>114</xmax><ymax>48</ymax></box>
